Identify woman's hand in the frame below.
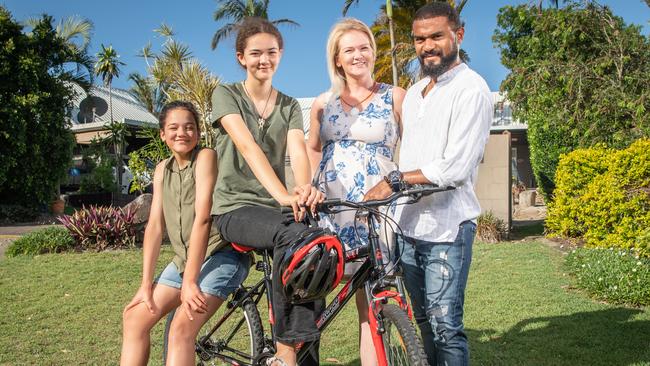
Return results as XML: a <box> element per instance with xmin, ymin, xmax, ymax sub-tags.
<box><xmin>124</xmin><ymin>284</ymin><xmax>156</xmax><ymax>315</ymax></box>
<box><xmin>180</xmin><ymin>281</ymin><xmax>207</xmax><ymax>321</ymax></box>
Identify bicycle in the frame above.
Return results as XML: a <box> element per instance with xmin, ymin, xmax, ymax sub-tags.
<box><xmin>163</xmin><ymin>184</ymin><xmax>454</xmax><ymax>366</ymax></box>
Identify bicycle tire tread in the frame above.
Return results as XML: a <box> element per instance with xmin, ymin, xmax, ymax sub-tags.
<box><xmin>381</xmin><ymin>303</ymin><xmax>429</xmax><ymax>366</ymax></box>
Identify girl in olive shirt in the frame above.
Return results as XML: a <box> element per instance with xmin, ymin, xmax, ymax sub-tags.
<box><xmin>120</xmin><ymin>101</ymin><xmax>249</xmax><ymax>366</ymax></box>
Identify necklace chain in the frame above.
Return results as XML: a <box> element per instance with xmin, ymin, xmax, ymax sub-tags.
<box><xmin>242</xmin><ymin>81</ymin><xmax>273</xmax><ymax>129</ymax></box>
<box><xmin>339</xmin><ymin>82</ymin><xmax>377</xmax><ymax>113</ymax></box>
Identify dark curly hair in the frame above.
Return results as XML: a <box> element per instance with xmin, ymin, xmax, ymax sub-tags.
<box><xmin>414</xmin><ymin>2</ymin><xmax>464</xmax><ymax>30</ymax></box>
<box><xmin>158</xmin><ymin>100</ymin><xmax>200</xmax><ymax>132</ymax></box>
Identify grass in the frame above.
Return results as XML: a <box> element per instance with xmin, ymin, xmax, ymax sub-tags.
<box><xmin>0</xmin><ymin>241</ymin><xmax>648</xmax><ymax>365</ymax></box>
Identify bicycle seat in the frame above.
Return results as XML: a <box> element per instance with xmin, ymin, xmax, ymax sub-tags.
<box><xmin>231</xmin><ymin>243</ymin><xmax>274</xmax><ymax>256</ymax></box>
<box><xmin>231</xmin><ymin>243</ymin><xmax>255</xmax><ymax>253</ymax></box>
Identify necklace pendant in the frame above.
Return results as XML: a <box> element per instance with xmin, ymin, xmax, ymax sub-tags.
<box><xmin>258</xmin><ymin>117</ymin><xmax>265</xmax><ymax>129</ymax></box>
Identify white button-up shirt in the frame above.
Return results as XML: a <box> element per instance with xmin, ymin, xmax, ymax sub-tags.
<box><xmin>395</xmin><ymin>63</ymin><xmax>493</xmax><ymax>243</ymax></box>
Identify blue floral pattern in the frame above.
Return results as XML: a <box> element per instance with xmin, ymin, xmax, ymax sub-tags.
<box><xmin>314</xmin><ymin>83</ymin><xmax>399</xmax><ymax>250</ymax></box>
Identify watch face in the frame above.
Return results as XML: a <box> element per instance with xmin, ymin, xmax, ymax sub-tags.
<box><xmin>388</xmin><ymin>170</ymin><xmax>401</xmax><ymax>183</ymax></box>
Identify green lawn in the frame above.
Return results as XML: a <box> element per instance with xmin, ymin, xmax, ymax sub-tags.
<box><xmin>0</xmin><ymin>241</ymin><xmax>648</xmax><ymax>365</ymax></box>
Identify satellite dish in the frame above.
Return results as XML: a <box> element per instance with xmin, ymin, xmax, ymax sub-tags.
<box><xmin>77</xmin><ymin>96</ymin><xmax>108</xmax><ymax>123</ymax></box>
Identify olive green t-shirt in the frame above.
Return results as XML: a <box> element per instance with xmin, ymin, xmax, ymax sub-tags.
<box><xmin>210</xmin><ymin>82</ymin><xmax>304</xmax><ymax>215</ymax></box>
<box><xmin>161</xmin><ymin>148</ymin><xmax>227</xmax><ymax>273</ymax></box>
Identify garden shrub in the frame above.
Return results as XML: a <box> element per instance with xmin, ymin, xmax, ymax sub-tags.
<box><xmin>545</xmin><ymin>145</ymin><xmax>612</xmax><ymax>237</ymax></box>
<box><xmin>58</xmin><ymin>205</ymin><xmax>136</xmax><ymax>251</ymax></box>
<box><xmin>0</xmin><ymin>204</ymin><xmax>38</xmax><ymax>224</ymax></box>
<box><xmin>566</xmin><ymin>247</ymin><xmax>650</xmax><ymax>306</ymax></box>
<box><xmin>547</xmin><ymin>139</ymin><xmax>650</xmax><ymax>257</ymax></box>
<box><xmin>476</xmin><ymin>211</ymin><xmax>508</xmax><ymax>243</ymax></box>
<box><xmin>6</xmin><ymin>226</ymin><xmax>75</xmax><ymax>257</ymax></box>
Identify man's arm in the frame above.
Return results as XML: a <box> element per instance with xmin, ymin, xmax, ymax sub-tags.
<box><xmin>365</xmin><ymin>87</ymin><xmax>492</xmax><ymax>200</ymax></box>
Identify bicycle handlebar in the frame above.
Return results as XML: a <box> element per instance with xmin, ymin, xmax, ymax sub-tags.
<box><xmin>280</xmin><ymin>184</ymin><xmax>455</xmax><ymax>215</ymax></box>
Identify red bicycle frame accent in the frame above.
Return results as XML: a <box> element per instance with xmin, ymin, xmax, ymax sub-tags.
<box><xmin>368</xmin><ymin>290</ymin><xmax>414</xmax><ymax>366</ymax></box>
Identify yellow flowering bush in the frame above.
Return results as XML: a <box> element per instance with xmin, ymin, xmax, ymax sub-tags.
<box><xmin>547</xmin><ymin>139</ymin><xmax>650</xmax><ymax>257</ymax></box>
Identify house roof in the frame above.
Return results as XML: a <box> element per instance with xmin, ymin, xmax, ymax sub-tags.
<box><xmin>68</xmin><ymin>83</ymin><xmax>158</xmax><ymax>131</ymax></box>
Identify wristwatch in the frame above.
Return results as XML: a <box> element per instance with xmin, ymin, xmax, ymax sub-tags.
<box><xmin>384</xmin><ymin>170</ymin><xmax>405</xmax><ymax>192</ymax></box>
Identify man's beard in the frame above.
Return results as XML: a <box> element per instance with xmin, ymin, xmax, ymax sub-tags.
<box><xmin>419</xmin><ymin>42</ymin><xmax>459</xmax><ymax>79</ymax></box>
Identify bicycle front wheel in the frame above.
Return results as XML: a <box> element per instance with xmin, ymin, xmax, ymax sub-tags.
<box><xmin>380</xmin><ymin>304</ymin><xmax>428</xmax><ymax>366</ymax></box>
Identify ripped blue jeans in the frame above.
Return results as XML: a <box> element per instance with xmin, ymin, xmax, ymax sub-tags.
<box><xmin>395</xmin><ymin>221</ymin><xmax>475</xmax><ymax>366</ymax></box>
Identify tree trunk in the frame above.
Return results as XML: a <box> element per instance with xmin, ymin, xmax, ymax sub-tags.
<box><xmin>109</xmin><ymin>84</ymin><xmax>122</xmax><ymax>195</ymax></box>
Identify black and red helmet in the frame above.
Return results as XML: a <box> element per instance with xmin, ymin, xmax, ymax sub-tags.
<box><xmin>280</xmin><ymin>227</ymin><xmax>345</xmax><ymax>304</ymax></box>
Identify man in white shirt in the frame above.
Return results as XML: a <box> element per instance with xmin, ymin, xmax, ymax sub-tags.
<box><xmin>365</xmin><ymin>3</ymin><xmax>492</xmax><ymax>365</ymax></box>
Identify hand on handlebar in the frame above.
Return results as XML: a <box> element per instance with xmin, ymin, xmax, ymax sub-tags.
<box><xmin>283</xmin><ymin>185</ymin><xmax>324</xmax><ymax>222</ymax></box>
<box><xmin>294</xmin><ymin>184</ymin><xmax>324</xmax><ymax>215</ymax></box>
<box><xmin>363</xmin><ymin>180</ymin><xmax>393</xmax><ymax>201</ymax></box>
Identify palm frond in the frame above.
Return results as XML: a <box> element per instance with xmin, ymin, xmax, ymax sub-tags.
<box><xmin>154</xmin><ymin>23</ymin><xmax>174</xmax><ymax>38</ymax></box>
<box><xmin>56</xmin><ymin>15</ymin><xmax>93</xmax><ymax>50</ymax></box>
<box><xmin>342</xmin><ymin>0</ymin><xmax>361</xmax><ymax>16</ymax></box>
<box><xmin>211</xmin><ymin>23</ymin><xmax>237</xmax><ymax>50</ymax></box>
<box><xmin>271</xmin><ymin>19</ymin><xmax>300</xmax><ymax>27</ymax></box>
<box><xmin>160</xmin><ymin>40</ymin><xmax>192</xmax><ymax>67</ymax></box>
<box><xmin>214</xmin><ymin>0</ymin><xmax>247</xmax><ymax>22</ymax></box>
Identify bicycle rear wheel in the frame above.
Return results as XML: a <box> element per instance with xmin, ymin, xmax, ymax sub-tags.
<box><xmin>380</xmin><ymin>304</ymin><xmax>428</xmax><ymax>366</ymax></box>
<box><xmin>163</xmin><ymin>299</ymin><xmax>265</xmax><ymax>365</ymax></box>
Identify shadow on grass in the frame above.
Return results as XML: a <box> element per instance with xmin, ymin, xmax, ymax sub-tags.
<box><xmin>509</xmin><ymin>219</ymin><xmax>545</xmax><ymax>241</ymax></box>
<box><xmin>468</xmin><ymin>307</ymin><xmax>649</xmax><ymax>365</ymax></box>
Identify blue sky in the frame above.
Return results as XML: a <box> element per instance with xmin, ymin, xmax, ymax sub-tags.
<box><xmin>3</xmin><ymin>0</ymin><xmax>649</xmax><ymax>97</ymax></box>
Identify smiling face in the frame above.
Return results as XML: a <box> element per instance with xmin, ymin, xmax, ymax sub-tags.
<box><xmin>237</xmin><ymin>32</ymin><xmax>282</xmax><ymax>82</ymax></box>
<box><xmin>412</xmin><ymin>16</ymin><xmax>464</xmax><ymax>79</ymax></box>
<box><xmin>160</xmin><ymin>108</ymin><xmax>199</xmax><ymax>155</ymax></box>
<box><xmin>336</xmin><ymin>30</ymin><xmax>375</xmax><ymax>79</ymax></box>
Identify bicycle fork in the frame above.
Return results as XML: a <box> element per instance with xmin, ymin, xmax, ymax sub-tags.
<box><xmin>367</xmin><ymin>279</ymin><xmax>413</xmax><ymax>366</ymax></box>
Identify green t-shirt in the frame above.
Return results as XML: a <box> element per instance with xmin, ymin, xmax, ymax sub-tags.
<box><xmin>161</xmin><ymin>148</ymin><xmax>227</xmax><ymax>273</ymax></box>
<box><xmin>210</xmin><ymin>82</ymin><xmax>304</xmax><ymax>214</ymax></box>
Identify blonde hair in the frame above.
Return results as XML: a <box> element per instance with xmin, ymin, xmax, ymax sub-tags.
<box><xmin>326</xmin><ymin>18</ymin><xmax>376</xmax><ymax>95</ymax></box>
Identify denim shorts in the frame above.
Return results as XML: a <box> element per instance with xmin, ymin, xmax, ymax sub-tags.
<box><xmin>155</xmin><ymin>250</ymin><xmax>250</xmax><ymax>300</ymax></box>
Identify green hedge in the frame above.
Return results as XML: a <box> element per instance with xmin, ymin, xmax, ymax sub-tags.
<box><xmin>546</xmin><ymin>139</ymin><xmax>650</xmax><ymax>257</ymax></box>
<box><xmin>6</xmin><ymin>226</ymin><xmax>75</xmax><ymax>257</ymax></box>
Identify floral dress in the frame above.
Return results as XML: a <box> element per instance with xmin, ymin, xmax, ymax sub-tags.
<box><xmin>313</xmin><ymin>83</ymin><xmax>399</xmax><ymax>252</ymax></box>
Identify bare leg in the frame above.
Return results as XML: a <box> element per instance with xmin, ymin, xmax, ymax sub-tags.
<box><xmin>356</xmin><ymin>290</ymin><xmax>378</xmax><ymax>366</ymax></box>
<box><xmin>166</xmin><ymin>294</ymin><xmax>224</xmax><ymax>366</ymax></box>
<box><xmin>121</xmin><ymin>284</ymin><xmax>181</xmax><ymax>366</ymax></box>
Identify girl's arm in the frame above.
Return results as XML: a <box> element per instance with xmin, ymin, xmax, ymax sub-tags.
<box><xmin>219</xmin><ymin>114</ymin><xmax>304</xmax><ymax>219</ymax></box>
<box><xmin>180</xmin><ymin>149</ymin><xmax>218</xmax><ymax>320</ymax></box>
<box><xmin>124</xmin><ymin>161</ymin><xmax>166</xmax><ymax>314</ymax></box>
<box><xmin>306</xmin><ymin>94</ymin><xmax>327</xmax><ymax>178</ymax></box>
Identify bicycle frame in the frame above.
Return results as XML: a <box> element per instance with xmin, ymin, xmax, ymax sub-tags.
<box><xmin>195</xmin><ymin>250</ymin><xmax>275</xmax><ymax>366</ymax></box>
<box><xmin>195</xmin><ymin>185</ymin><xmax>454</xmax><ymax>366</ymax></box>
<box><xmin>296</xmin><ymin>207</ymin><xmax>412</xmax><ymax>366</ymax></box>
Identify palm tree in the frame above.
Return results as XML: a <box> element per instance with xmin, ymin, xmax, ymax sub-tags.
<box><xmin>211</xmin><ymin>0</ymin><xmax>299</xmax><ymax>50</ymax></box>
<box><xmin>166</xmin><ymin>61</ymin><xmax>221</xmax><ymax>147</ymax></box>
<box><xmin>95</xmin><ymin>44</ymin><xmax>126</xmax><ymax>193</ymax></box>
<box><xmin>128</xmin><ymin>72</ymin><xmax>166</xmax><ymax>116</ymax></box>
<box><xmin>343</xmin><ymin>0</ymin><xmax>468</xmax><ymax>88</ymax></box>
<box><xmin>137</xmin><ymin>26</ymin><xmax>220</xmax><ymax>147</ymax></box>
<box><xmin>25</xmin><ymin>15</ymin><xmax>95</xmax><ymax>90</ymax></box>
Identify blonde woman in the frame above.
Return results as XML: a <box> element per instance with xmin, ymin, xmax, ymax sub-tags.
<box><xmin>307</xmin><ymin>18</ymin><xmax>405</xmax><ymax>366</ymax></box>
